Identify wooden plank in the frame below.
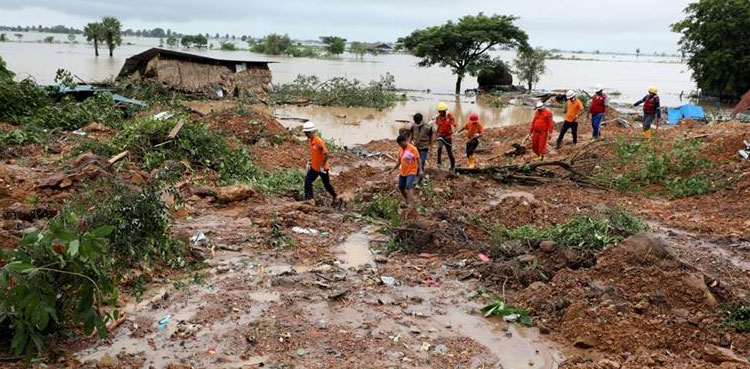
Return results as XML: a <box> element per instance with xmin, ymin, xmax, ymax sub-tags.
<box><xmin>167</xmin><ymin>119</ymin><xmax>186</xmax><ymax>139</ymax></box>
<box><xmin>108</xmin><ymin>150</ymin><xmax>129</xmax><ymax>165</ymax></box>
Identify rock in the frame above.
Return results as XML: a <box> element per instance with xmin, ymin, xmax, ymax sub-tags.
<box><xmin>682</xmin><ymin>272</ymin><xmax>718</xmax><ymax>308</ymax></box>
<box><xmin>215</xmin><ymin>184</ymin><xmax>258</xmax><ymax>203</ymax></box>
<box><xmin>616</xmin><ymin>233</ymin><xmax>672</xmax><ymax>263</ymax></box>
<box><xmin>192</xmin><ymin>186</ymin><xmax>217</xmax><ymax>197</ymax></box>
<box><xmin>434</xmin><ymin>344</ymin><xmax>448</xmax><ymax>354</ymax></box>
<box><xmin>539</xmin><ymin>240</ymin><xmax>558</xmax><ymax>253</ymax></box>
<box><xmin>538</xmin><ymin>324</ymin><xmax>551</xmax><ymax>335</ymax></box>
<box><xmin>97</xmin><ymin>353</ymin><xmax>116</xmax><ymax>368</ymax></box>
<box><xmin>518</xmin><ymin>254</ymin><xmax>537</xmax><ymax>264</ymax></box>
<box><xmin>719</xmin><ymin>333</ymin><xmax>732</xmax><ymax>348</ymax></box>
<box><xmin>216</xmin><ymin>355</ymin><xmax>233</xmax><ymax>364</ymax></box>
<box><xmin>83</xmin><ymin>122</ymin><xmax>113</xmax><ymax>133</ymax></box>
<box><xmin>634</xmin><ymin>301</ymin><xmax>648</xmax><ymax>314</ymax></box>
<box><xmin>374</xmin><ymin>255</ymin><xmax>388</xmax><ymax>264</ymax></box>
<box><xmin>573</xmin><ymin>335</ymin><xmax>598</xmax><ymax>349</ymax></box>
<box><xmin>598</xmin><ymin>359</ymin><xmax>621</xmax><ymax>369</ymax></box>
<box><xmin>704</xmin><ymin>344</ymin><xmax>749</xmax><ymax>364</ymax></box>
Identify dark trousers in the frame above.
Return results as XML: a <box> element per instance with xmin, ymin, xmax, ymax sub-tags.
<box><xmin>556</xmin><ymin>121</ymin><xmax>578</xmax><ymax>147</ymax></box>
<box><xmin>437</xmin><ymin>137</ymin><xmax>455</xmax><ymax>169</ymax></box>
<box><xmin>304</xmin><ymin>169</ymin><xmax>336</xmax><ymax>200</ymax></box>
<box><xmin>466</xmin><ymin>138</ymin><xmax>479</xmax><ymax>157</ymax></box>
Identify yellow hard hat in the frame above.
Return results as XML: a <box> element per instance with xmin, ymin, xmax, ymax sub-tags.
<box><xmin>648</xmin><ymin>86</ymin><xmax>658</xmax><ymax>94</ymax></box>
<box><xmin>437</xmin><ymin>103</ymin><xmax>448</xmax><ymax>111</ymax></box>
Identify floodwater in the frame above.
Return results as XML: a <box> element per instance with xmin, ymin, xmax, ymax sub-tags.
<box><xmin>2</xmin><ymin>32</ymin><xmax>697</xmax><ymax>146</ymax></box>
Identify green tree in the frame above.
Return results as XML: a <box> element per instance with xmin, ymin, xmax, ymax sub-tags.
<box><xmin>636</xmin><ymin>48</ymin><xmax>641</xmax><ymax>58</ymax></box>
<box><xmin>166</xmin><ymin>35</ymin><xmax>178</xmax><ymax>48</ymax></box>
<box><xmin>83</xmin><ymin>22</ymin><xmax>104</xmax><ymax>56</ymax></box>
<box><xmin>67</xmin><ymin>33</ymin><xmax>76</xmax><ymax>42</ymax></box>
<box><xmin>320</xmin><ymin>36</ymin><xmax>346</xmax><ymax>56</ymax></box>
<box><xmin>43</xmin><ymin>36</ymin><xmax>55</xmax><ymax>43</ymax></box>
<box><xmin>220</xmin><ymin>42</ymin><xmax>237</xmax><ymax>51</ymax></box>
<box><xmin>0</xmin><ymin>54</ymin><xmax>14</xmax><ymax>81</ymax></box>
<box><xmin>252</xmin><ymin>33</ymin><xmax>296</xmax><ymax>55</ymax></box>
<box><xmin>399</xmin><ymin>13</ymin><xmax>528</xmax><ymax>94</ymax></box>
<box><xmin>349</xmin><ymin>41</ymin><xmax>368</xmax><ymax>58</ymax></box>
<box><xmin>672</xmin><ymin>0</ymin><xmax>750</xmax><ymax>97</ymax></box>
<box><xmin>0</xmin><ymin>33</ymin><xmax>6</xmax><ymax>42</ymax></box>
<box><xmin>513</xmin><ymin>47</ymin><xmax>549</xmax><ymax>91</ymax></box>
<box><xmin>101</xmin><ymin>17</ymin><xmax>122</xmax><ymax>57</ymax></box>
<box><xmin>181</xmin><ymin>35</ymin><xmax>194</xmax><ymax>48</ymax></box>
<box><xmin>193</xmin><ymin>34</ymin><xmax>208</xmax><ymax>49</ymax></box>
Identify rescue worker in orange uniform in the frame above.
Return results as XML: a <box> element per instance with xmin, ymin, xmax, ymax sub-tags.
<box><xmin>529</xmin><ymin>102</ymin><xmax>554</xmax><ymax>161</ymax></box>
<box><xmin>434</xmin><ymin>103</ymin><xmax>456</xmax><ymax>171</ymax></box>
<box><xmin>303</xmin><ymin>121</ymin><xmax>337</xmax><ymax>202</ymax></box>
<box><xmin>390</xmin><ymin>135</ymin><xmax>420</xmax><ymax>207</ymax></box>
<box><xmin>457</xmin><ymin>113</ymin><xmax>484</xmax><ymax>169</ymax></box>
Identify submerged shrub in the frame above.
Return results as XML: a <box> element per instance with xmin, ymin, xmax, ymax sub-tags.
<box><xmin>270</xmin><ymin>73</ymin><xmax>404</xmax><ymax>110</ymax></box>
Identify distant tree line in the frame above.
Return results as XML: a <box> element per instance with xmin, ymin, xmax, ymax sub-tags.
<box><xmin>0</xmin><ymin>24</ymin><xmax>82</xmax><ymax>34</ymax></box>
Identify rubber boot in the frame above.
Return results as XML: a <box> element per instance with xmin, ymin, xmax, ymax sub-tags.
<box><xmin>468</xmin><ymin>155</ymin><xmax>476</xmax><ymax>169</ymax></box>
<box><xmin>644</xmin><ymin>129</ymin><xmax>652</xmax><ymax>139</ymax></box>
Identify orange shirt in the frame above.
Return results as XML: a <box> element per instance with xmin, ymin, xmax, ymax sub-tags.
<box><xmin>435</xmin><ymin>113</ymin><xmax>456</xmax><ymax>139</ymax></box>
<box><xmin>564</xmin><ymin>99</ymin><xmax>584</xmax><ymax>122</ymax></box>
<box><xmin>398</xmin><ymin>143</ymin><xmax>419</xmax><ymax>176</ymax></box>
<box><xmin>309</xmin><ymin>136</ymin><xmax>329</xmax><ymax>171</ymax></box>
<box><xmin>466</xmin><ymin>121</ymin><xmax>484</xmax><ymax>139</ymax></box>
<box><xmin>531</xmin><ymin>109</ymin><xmax>554</xmax><ymax>134</ymax></box>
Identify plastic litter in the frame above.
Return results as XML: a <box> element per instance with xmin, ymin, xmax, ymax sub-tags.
<box><xmin>419</xmin><ymin>342</ymin><xmax>431</xmax><ymax>352</ymax></box>
<box><xmin>153</xmin><ymin>111</ymin><xmax>175</xmax><ymax>121</ymax></box>
<box><xmin>478</xmin><ymin>253</ymin><xmax>491</xmax><ymax>262</ymax></box>
<box><xmin>190</xmin><ymin>231</ymin><xmax>208</xmax><ymax>246</ymax></box>
<box><xmin>381</xmin><ymin>276</ymin><xmax>396</xmax><ymax>286</ymax></box>
<box><xmin>292</xmin><ymin>227</ymin><xmax>319</xmax><ymax>235</ymax></box>
<box><xmin>502</xmin><ymin>313</ymin><xmax>521</xmax><ymax>323</ymax></box>
<box><xmin>72</xmin><ymin>129</ymin><xmax>87</xmax><ymax>136</ymax></box>
<box><xmin>297</xmin><ymin>348</ymin><xmax>306</xmax><ymax>357</ymax></box>
<box><xmin>157</xmin><ymin>314</ymin><xmax>171</xmax><ymax>330</ymax></box>
<box><xmin>738</xmin><ymin>140</ymin><xmax>750</xmax><ymax>160</ymax></box>
<box><xmin>434</xmin><ymin>344</ymin><xmax>448</xmax><ymax>354</ymax></box>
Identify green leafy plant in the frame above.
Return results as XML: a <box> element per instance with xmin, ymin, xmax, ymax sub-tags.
<box><xmin>362</xmin><ymin>194</ymin><xmax>401</xmax><ymax>227</ymax></box>
<box><xmin>270</xmin><ymin>74</ymin><xmax>404</xmax><ymax>110</ymax></box>
<box><xmin>723</xmin><ymin>303</ymin><xmax>750</xmax><ymax>332</ymax></box>
<box><xmin>0</xmin><ymin>211</ymin><xmax>117</xmax><ymax>360</ymax></box>
<box><xmin>481</xmin><ymin>297</ymin><xmax>533</xmax><ymax>326</ymax></box>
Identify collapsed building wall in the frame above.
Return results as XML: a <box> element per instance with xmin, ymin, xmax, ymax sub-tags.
<box><xmin>119</xmin><ymin>48</ymin><xmax>273</xmax><ymax>101</ymax></box>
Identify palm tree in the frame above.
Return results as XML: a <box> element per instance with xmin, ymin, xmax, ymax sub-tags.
<box><xmin>84</xmin><ymin>22</ymin><xmax>104</xmax><ymax>56</ymax></box>
<box><xmin>101</xmin><ymin>17</ymin><xmax>123</xmax><ymax>57</ymax></box>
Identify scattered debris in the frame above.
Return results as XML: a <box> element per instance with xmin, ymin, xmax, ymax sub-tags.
<box><xmin>190</xmin><ymin>231</ymin><xmax>208</xmax><ymax>246</ymax></box>
<box><xmin>292</xmin><ymin>227</ymin><xmax>319</xmax><ymax>235</ymax></box>
<box><xmin>157</xmin><ymin>314</ymin><xmax>171</xmax><ymax>330</ymax></box>
<box><xmin>380</xmin><ymin>276</ymin><xmax>396</xmax><ymax>286</ymax></box>
<box><xmin>153</xmin><ymin>111</ymin><xmax>175</xmax><ymax>121</ymax></box>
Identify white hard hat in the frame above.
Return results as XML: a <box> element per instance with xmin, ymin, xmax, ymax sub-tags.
<box><xmin>566</xmin><ymin>90</ymin><xmax>576</xmax><ymax>99</ymax></box>
<box><xmin>595</xmin><ymin>83</ymin><xmax>603</xmax><ymax>92</ymax></box>
<box><xmin>535</xmin><ymin>102</ymin><xmax>545</xmax><ymax>109</ymax></box>
<box><xmin>302</xmin><ymin>121</ymin><xmax>316</xmax><ymax>132</ymax></box>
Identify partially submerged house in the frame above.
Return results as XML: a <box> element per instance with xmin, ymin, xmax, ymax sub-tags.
<box><xmin>118</xmin><ymin>48</ymin><xmax>273</xmax><ymax>100</ymax></box>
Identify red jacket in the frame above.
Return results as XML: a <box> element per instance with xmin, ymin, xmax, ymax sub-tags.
<box><xmin>590</xmin><ymin>93</ymin><xmax>607</xmax><ymax>114</ymax></box>
<box><xmin>530</xmin><ymin>109</ymin><xmax>554</xmax><ymax>134</ymax></box>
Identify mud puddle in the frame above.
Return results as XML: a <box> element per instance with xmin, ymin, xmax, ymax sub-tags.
<box><xmin>333</xmin><ymin>229</ymin><xmax>377</xmax><ymax>270</ymax></box>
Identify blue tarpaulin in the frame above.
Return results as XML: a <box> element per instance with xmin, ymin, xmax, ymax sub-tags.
<box><xmin>667</xmin><ymin>104</ymin><xmax>705</xmax><ymax>125</ymax></box>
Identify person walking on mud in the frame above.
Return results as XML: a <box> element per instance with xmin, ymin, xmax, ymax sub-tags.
<box><xmin>434</xmin><ymin>103</ymin><xmax>456</xmax><ymax>172</ymax></box>
<box><xmin>409</xmin><ymin>113</ymin><xmax>434</xmax><ymax>184</ymax></box>
<box><xmin>529</xmin><ymin>102</ymin><xmax>554</xmax><ymax>161</ymax></box>
<box><xmin>302</xmin><ymin>122</ymin><xmax>337</xmax><ymax>203</ymax></box>
<box><xmin>589</xmin><ymin>83</ymin><xmax>608</xmax><ymax>138</ymax></box>
<box><xmin>556</xmin><ymin>90</ymin><xmax>584</xmax><ymax>149</ymax></box>
<box><xmin>633</xmin><ymin>86</ymin><xmax>661</xmax><ymax>139</ymax></box>
<box><xmin>457</xmin><ymin>113</ymin><xmax>484</xmax><ymax>169</ymax></box>
<box><xmin>390</xmin><ymin>135</ymin><xmax>419</xmax><ymax>207</ymax></box>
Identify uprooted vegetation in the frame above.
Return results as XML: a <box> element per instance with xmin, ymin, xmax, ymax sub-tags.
<box><xmin>269</xmin><ymin>73</ymin><xmax>405</xmax><ymax>110</ymax></box>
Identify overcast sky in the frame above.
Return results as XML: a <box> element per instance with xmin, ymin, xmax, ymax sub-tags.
<box><xmin>0</xmin><ymin>0</ymin><xmax>694</xmax><ymax>53</ymax></box>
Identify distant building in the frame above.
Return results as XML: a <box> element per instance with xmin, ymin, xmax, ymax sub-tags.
<box><xmin>117</xmin><ymin>48</ymin><xmax>274</xmax><ymax>100</ymax></box>
<box><xmin>363</xmin><ymin>43</ymin><xmax>393</xmax><ymax>53</ymax></box>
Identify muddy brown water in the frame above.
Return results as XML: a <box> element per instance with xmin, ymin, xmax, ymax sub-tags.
<box><xmin>75</xmin><ymin>220</ymin><xmax>563</xmax><ymax>368</ymax></box>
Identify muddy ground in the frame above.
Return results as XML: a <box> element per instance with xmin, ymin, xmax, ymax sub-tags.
<box><xmin>1</xmin><ymin>102</ymin><xmax>750</xmax><ymax>369</ymax></box>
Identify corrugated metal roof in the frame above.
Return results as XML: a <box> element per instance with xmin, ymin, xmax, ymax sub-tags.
<box><xmin>118</xmin><ymin>47</ymin><xmax>275</xmax><ymax>77</ymax></box>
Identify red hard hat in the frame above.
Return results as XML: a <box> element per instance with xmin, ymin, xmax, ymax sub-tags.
<box><xmin>469</xmin><ymin>113</ymin><xmax>479</xmax><ymax>122</ymax></box>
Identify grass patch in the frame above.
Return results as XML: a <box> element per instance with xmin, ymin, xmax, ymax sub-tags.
<box><xmin>486</xmin><ymin>206</ymin><xmax>649</xmax><ymax>252</ymax></box>
<box><xmin>362</xmin><ymin>194</ymin><xmax>401</xmax><ymax>227</ymax></box>
<box><xmin>606</xmin><ymin>137</ymin><xmax>722</xmax><ymax>198</ymax></box>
